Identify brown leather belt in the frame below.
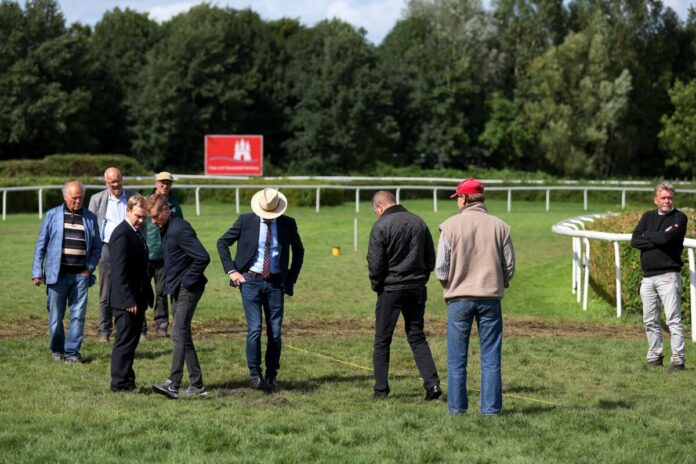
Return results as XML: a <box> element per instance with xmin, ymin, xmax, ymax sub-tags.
<box><xmin>246</xmin><ymin>271</ymin><xmax>282</xmax><ymax>283</ymax></box>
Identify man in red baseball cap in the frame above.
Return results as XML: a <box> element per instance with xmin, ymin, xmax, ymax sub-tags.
<box><xmin>436</xmin><ymin>177</ymin><xmax>515</xmax><ymax>415</ymax></box>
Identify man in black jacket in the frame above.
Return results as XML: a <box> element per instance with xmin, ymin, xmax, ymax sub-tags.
<box><xmin>217</xmin><ymin>188</ymin><xmax>304</xmax><ymax>391</ymax></box>
<box><xmin>631</xmin><ymin>181</ymin><xmax>687</xmax><ymax>372</ymax></box>
<box><xmin>367</xmin><ymin>191</ymin><xmax>441</xmax><ymax>400</ymax></box>
<box><xmin>147</xmin><ymin>195</ymin><xmax>211</xmax><ymax>399</ymax></box>
<box><xmin>109</xmin><ymin>195</ymin><xmax>153</xmax><ymax>392</ymax></box>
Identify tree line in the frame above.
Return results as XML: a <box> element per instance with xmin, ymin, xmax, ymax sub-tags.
<box><xmin>2</xmin><ymin>0</ymin><xmax>696</xmax><ymax>177</ymax></box>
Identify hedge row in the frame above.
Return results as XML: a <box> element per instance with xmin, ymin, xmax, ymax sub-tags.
<box><xmin>586</xmin><ymin>211</ymin><xmax>696</xmax><ymax>323</ymax></box>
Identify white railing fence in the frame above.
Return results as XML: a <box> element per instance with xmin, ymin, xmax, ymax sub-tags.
<box><xmin>552</xmin><ymin>214</ymin><xmax>696</xmax><ymax>342</ymax></box>
<box><xmin>5</xmin><ymin>183</ymin><xmax>696</xmax><ymax>221</ymax></box>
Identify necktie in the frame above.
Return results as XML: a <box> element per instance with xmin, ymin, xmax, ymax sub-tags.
<box><xmin>262</xmin><ymin>220</ymin><xmax>272</xmax><ymax>278</ymax></box>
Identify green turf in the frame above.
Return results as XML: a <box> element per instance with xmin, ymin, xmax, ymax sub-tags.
<box><xmin>1</xmin><ymin>199</ymin><xmax>691</xmax><ymax>463</ymax></box>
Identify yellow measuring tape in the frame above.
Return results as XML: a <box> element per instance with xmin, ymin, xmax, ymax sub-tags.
<box><xmin>286</xmin><ymin>342</ymin><xmax>562</xmax><ymax>407</ymax></box>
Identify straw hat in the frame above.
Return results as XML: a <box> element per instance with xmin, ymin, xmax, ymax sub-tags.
<box><xmin>251</xmin><ymin>188</ymin><xmax>287</xmax><ymax>219</ymax></box>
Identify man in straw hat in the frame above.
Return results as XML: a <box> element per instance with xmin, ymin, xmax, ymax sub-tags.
<box><xmin>217</xmin><ymin>188</ymin><xmax>304</xmax><ymax>391</ymax></box>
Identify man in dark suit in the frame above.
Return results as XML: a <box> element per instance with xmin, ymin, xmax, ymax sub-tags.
<box><xmin>109</xmin><ymin>195</ymin><xmax>154</xmax><ymax>392</ymax></box>
<box><xmin>147</xmin><ymin>194</ymin><xmax>211</xmax><ymax>399</ymax></box>
<box><xmin>217</xmin><ymin>188</ymin><xmax>304</xmax><ymax>391</ymax></box>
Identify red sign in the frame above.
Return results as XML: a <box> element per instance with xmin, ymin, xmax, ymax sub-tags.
<box><xmin>205</xmin><ymin>135</ymin><xmax>263</xmax><ymax>176</ymax></box>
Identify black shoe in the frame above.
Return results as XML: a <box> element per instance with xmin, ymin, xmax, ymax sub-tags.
<box><xmin>372</xmin><ymin>391</ymin><xmax>389</xmax><ymax>399</ymax></box>
<box><xmin>249</xmin><ymin>376</ymin><xmax>267</xmax><ymax>390</ymax></box>
<box><xmin>424</xmin><ymin>384</ymin><xmax>443</xmax><ymax>401</ymax></box>
<box><xmin>265</xmin><ymin>376</ymin><xmax>277</xmax><ymax>391</ymax></box>
<box><xmin>153</xmin><ymin>379</ymin><xmax>179</xmax><ymax>399</ymax></box>
<box><xmin>669</xmin><ymin>362</ymin><xmax>685</xmax><ymax>373</ymax></box>
<box><xmin>646</xmin><ymin>356</ymin><xmax>663</xmax><ymax>368</ymax></box>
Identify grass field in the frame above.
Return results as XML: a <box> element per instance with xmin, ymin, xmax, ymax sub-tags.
<box><xmin>1</xmin><ymin>199</ymin><xmax>693</xmax><ymax>463</ymax></box>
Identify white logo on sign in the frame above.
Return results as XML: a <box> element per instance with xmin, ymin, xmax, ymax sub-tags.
<box><xmin>233</xmin><ymin>139</ymin><xmax>252</xmax><ymax>161</ymax></box>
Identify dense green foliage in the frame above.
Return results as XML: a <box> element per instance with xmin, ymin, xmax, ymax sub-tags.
<box><xmin>2</xmin><ymin>0</ymin><xmax>696</xmax><ymax>177</ymax></box>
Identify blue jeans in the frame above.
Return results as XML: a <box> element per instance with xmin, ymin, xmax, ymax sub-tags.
<box><xmin>46</xmin><ymin>273</ymin><xmax>90</xmax><ymax>358</ymax></box>
<box><xmin>240</xmin><ymin>274</ymin><xmax>284</xmax><ymax>378</ymax></box>
<box><xmin>447</xmin><ymin>299</ymin><xmax>503</xmax><ymax>415</ymax></box>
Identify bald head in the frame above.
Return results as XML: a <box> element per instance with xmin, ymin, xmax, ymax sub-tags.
<box><xmin>62</xmin><ymin>181</ymin><xmax>85</xmax><ymax>213</ymax></box>
<box><xmin>104</xmin><ymin>167</ymin><xmax>123</xmax><ymax>197</ymax></box>
<box><xmin>372</xmin><ymin>191</ymin><xmax>396</xmax><ymax>217</ymax></box>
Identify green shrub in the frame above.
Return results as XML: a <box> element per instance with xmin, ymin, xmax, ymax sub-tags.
<box><xmin>0</xmin><ymin>154</ymin><xmax>149</xmax><ymax>178</ymax></box>
<box><xmin>587</xmin><ymin>211</ymin><xmax>696</xmax><ymax>323</ymax></box>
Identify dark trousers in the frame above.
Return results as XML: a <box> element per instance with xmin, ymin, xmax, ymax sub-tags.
<box><xmin>143</xmin><ymin>260</ymin><xmax>169</xmax><ymax>334</ymax></box>
<box><xmin>373</xmin><ymin>286</ymin><xmax>439</xmax><ymax>394</ymax></box>
<box><xmin>98</xmin><ymin>244</ymin><xmax>113</xmax><ymax>335</ymax></box>
<box><xmin>111</xmin><ymin>305</ymin><xmax>145</xmax><ymax>390</ymax></box>
<box><xmin>169</xmin><ymin>286</ymin><xmax>204</xmax><ymax>387</ymax></box>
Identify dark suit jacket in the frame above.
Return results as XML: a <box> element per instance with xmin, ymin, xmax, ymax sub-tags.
<box><xmin>108</xmin><ymin>220</ymin><xmax>154</xmax><ymax>310</ymax></box>
<box><xmin>162</xmin><ymin>215</ymin><xmax>210</xmax><ymax>295</ymax></box>
<box><xmin>217</xmin><ymin>213</ymin><xmax>304</xmax><ymax>296</ymax></box>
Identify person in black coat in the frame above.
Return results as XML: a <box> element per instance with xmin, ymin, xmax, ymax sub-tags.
<box><xmin>109</xmin><ymin>195</ymin><xmax>154</xmax><ymax>392</ymax></box>
<box><xmin>367</xmin><ymin>191</ymin><xmax>441</xmax><ymax>400</ymax></box>
<box><xmin>147</xmin><ymin>194</ymin><xmax>211</xmax><ymax>399</ymax></box>
<box><xmin>217</xmin><ymin>188</ymin><xmax>304</xmax><ymax>390</ymax></box>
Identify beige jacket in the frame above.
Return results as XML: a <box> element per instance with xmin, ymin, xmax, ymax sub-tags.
<box><xmin>436</xmin><ymin>202</ymin><xmax>515</xmax><ymax>302</ymax></box>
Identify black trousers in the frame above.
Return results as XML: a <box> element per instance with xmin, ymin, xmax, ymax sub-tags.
<box><xmin>169</xmin><ymin>287</ymin><xmax>204</xmax><ymax>387</ymax></box>
<box><xmin>111</xmin><ymin>305</ymin><xmax>146</xmax><ymax>391</ymax></box>
<box><xmin>373</xmin><ymin>286</ymin><xmax>439</xmax><ymax>394</ymax></box>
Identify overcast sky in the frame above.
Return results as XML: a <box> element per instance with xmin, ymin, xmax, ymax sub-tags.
<box><xmin>57</xmin><ymin>0</ymin><xmax>694</xmax><ymax>45</ymax></box>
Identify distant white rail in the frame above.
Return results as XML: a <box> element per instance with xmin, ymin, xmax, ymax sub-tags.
<box><xmin>552</xmin><ymin>214</ymin><xmax>696</xmax><ymax>342</ymax></box>
<box><xmin>6</xmin><ymin>183</ymin><xmax>696</xmax><ymax>221</ymax></box>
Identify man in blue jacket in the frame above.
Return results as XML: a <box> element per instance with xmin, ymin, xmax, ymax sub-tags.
<box><xmin>217</xmin><ymin>188</ymin><xmax>304</xmax><ymax>391</ymax></box>
<box><xmin>147</xmin><ymin>194</ymin><xmax>211</xmax><ymax>399</ymax></box>
<box><xmin>32</xmin><ymin>181</ymin><xmax>101</xmax><ymax>363</ymax></box>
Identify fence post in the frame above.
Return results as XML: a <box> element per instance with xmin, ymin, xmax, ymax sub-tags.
<box><xmin>546</xmin><ymin>189</ymin><xmax>550</xmax><ymax>212</ymax></box>
<box><xmin>38</xmin><ymin>188</ymin><xmax>43</xmax><ymax>219</ymax></box>
<box><xmin>614</xmin><ymin>241</ymin><xmax>622</xmax><ymax>318</ymax></box>
<box><xmin>355</xmin><ymin>188</ymin><xmax>360</xmax><ymax>214</ymax></box>
<box><xmin>690</xmin><ymin>249</ymin><xmax>696</xmax><ymax>343</ymax></box>
<box><xmin>583</xmin><ymin>238</ymin><xmax>590</xmax><ymax>310</ymax></box>
<box><xmin>507</xmin><ymin>189</ymin><xmax>512</xmax><ymax>213</ymax></box>
<box><xmin>583</xmin><ymin>189</ymin><xmax>588</xmax><ymax>211</ymax></box>
<box><xmin>2</xmin><ymin>190</ymin><xmax>6</xmax><ymax>221</ymax></box>
<box><xmin>195</xmin><ymin>187</ymin><xmax>200</xmax><ymax>216</ymax></box>
<box><xmin>575</xmin><ymin>237</ymin><xmax>582</xmax><ymax>302</ymax></box>
<box><xmin>621</xmin><ymin>190</ymin><xmax>626</xmax><ymax>209</ymax></box>
<box><xmin>316</xmin><ymin>188</ymin><xmax>320</xmax><ymax>213</ymax></box>
<box><xmin>433</xmin><ymin>189</ymin><xmax>438</xmax><ymax>213</ymax></box>
<box><xmin>235</xmin><ymin>187</ymin><xmax>240</xmax><ymax>214</ymax></box>
<box><xmin>354</xmin><ymin>218</ymin><xmax>358</xmax><ymax>252</ymax></box>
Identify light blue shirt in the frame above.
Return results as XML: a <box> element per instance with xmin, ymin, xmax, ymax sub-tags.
<box><xmin>249</xmin><ymin>220</ymin><xmax>280</xmax><ymax>274</ymax></box>
<box><xmin>102</xmin><ymin>192</ymin><xmax>127</xmax><ymax>243</ymax></box>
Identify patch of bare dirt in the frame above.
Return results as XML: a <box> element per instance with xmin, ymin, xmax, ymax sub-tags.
<box><xmin>0</xmin><ymin>316</ymin><xmax>646</xmax><ymax>340</ymax></box>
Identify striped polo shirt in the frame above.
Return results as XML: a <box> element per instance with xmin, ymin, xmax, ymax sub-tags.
<box><xmin>60</xmin><ymin>205</ymin><xmax>87</xmax><ymax>274</ymax></box>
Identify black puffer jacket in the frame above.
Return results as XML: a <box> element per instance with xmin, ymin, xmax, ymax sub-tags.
<box><xmin>367</xmin><ymin>205</ymin><xmax>435</xmax><ymax>292</ymax></box>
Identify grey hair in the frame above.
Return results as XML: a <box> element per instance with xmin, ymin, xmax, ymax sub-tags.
<box><xmin>62</xmin><ymin>181</ymin><xmax>84</xmax><ymax>196</ymax></box>
<box><xmin>654</xmin><ymin>181</ymin><xmax>675</xmax><ymax>195</ymax></box>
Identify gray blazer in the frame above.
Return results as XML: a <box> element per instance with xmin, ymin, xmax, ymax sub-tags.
<box><xmin>88</xmin><ymin>188</ymin><xmax>137</xmax><ymax>239</ymax></box>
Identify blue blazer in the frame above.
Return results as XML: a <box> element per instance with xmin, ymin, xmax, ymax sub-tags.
<box><xmin>217</xmin><ymin>213</ymin><xmax>304</xmax><ymax>296</ymax></box>
<box><xmin>32</xmin><ymin>205</ymin><xmax>101</xmax><ymax>286</ymax></box>
<box><xmin>161</xmin><ymin>216</ymin><xmax>210</xmax><ymax>295</ymax></box>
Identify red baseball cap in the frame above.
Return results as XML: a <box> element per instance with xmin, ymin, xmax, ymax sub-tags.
<box><xmin>450</xmin><ymin>178</ymin><xmax>484</xmax><ymax>198</ymax></box>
